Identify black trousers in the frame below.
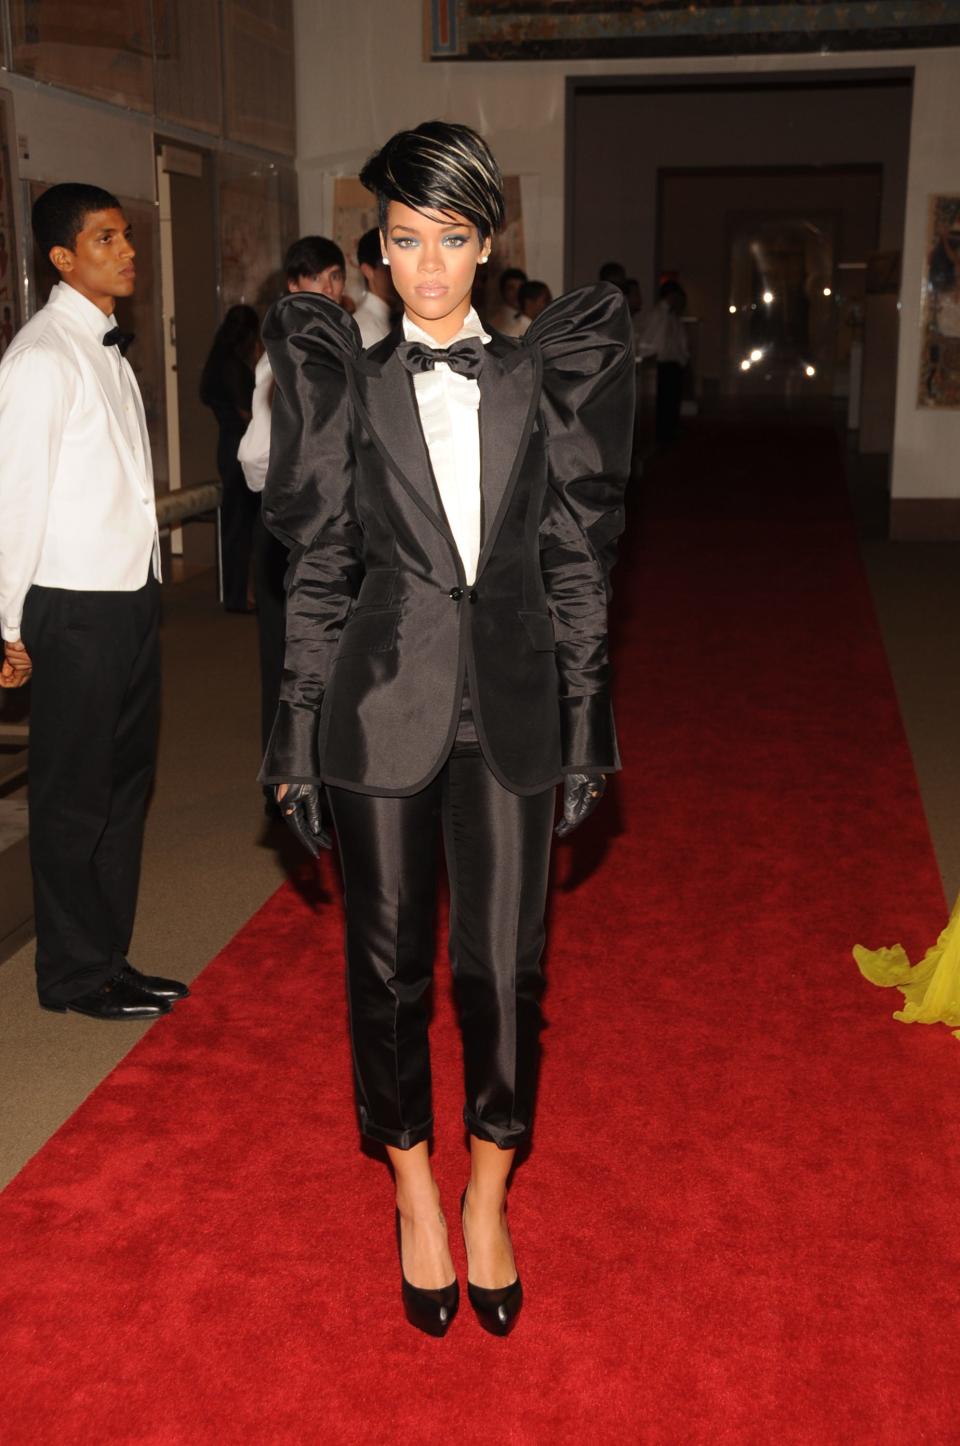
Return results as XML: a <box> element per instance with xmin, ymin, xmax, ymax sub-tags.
<box><xmin>218</xmin><ymin>448</ymin><xmax>259</xmax><ymax>612</ymax></box>
<box><xmin>20</xmin><ymin>577</ymin><xmax>160</xmax><ymax>1005</ymax></box>
<box><xmin>655</xmin><ymin>360</ymin><xmax>684</xmax><ymax>443</ymax></box>
<box><xmin>252</xmin><ymin>508</ymin><xmax>288</xmax><ymax>756</ymax></box>
<box><xmin>327</xmin><ymin>741</ymin><xmax>555</xmax><ymax>1151</ymax></box>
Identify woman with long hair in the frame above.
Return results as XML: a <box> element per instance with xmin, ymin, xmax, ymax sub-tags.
<box><xmin>200</xmin><ymin>302</ymin><xmax>261</xmax><ymax>612</ymax></box>
<box><xmin>259</xmin><ymin>121</ymin><xmax>634</xmax><ymax>1336</ymax></box>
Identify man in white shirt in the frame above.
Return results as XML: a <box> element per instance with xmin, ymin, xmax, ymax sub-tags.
<box><xmin>0</xmin><ymin>183</ymin><xmax>188</xmax><ymax>1020</ymax></box>
<box><xmin>238</xmin><ymin>236</ymin><xmax>348</xmax><ymax>772</ymax></box>
<box><xmin>636</xmin><ymin>280</ymin><xmax>689</xmax><ymax>443</ymax></box>
<box><xmin>352</xmin><ymin>227</ymin><xmax>396</xmax><ymax>349</ymax></box>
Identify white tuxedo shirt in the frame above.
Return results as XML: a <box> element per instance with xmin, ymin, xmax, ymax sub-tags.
<box><xmin>403</xmin><ymin>306</ymin><xmax>491</xmax><ymax>588</ymax></box>
<box><xmin>238</xmin><ymin>350</ymin><xmax>274</xmax><ymax>495</ymax></box>
<box><xmin>353</xmin><ymin>290</ymin><xmax>392</xmax><ymax>350</ymax></box>
<box><xmin>0</xmin><ymin>281</ymin><xmax>160</xmax><ymax>641</ymax></box>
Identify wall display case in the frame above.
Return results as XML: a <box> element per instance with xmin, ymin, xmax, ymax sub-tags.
<box><xmin>918</xmin><ymin>194</ymin><xmax>960</xmax><ymax>408</ymax></box>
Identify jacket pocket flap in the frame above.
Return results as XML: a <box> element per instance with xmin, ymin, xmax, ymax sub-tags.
<box><xmin>336</xmin><ymin>607</ymin><xmax>400</xmax><ymax>658</ymax></box>
<box><xmin>518</xmin><ymin>609</ymin><xmax>556</xmax><ymax>652</ymax></box>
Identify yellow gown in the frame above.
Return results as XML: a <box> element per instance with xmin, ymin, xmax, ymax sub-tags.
<box><xmin>854</xmin><ymin>894</ymin><xmax>960</xmax><ymax>1039</ymax></box>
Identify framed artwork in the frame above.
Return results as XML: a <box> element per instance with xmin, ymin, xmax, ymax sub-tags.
<box><xmin>918</xmin><ymin>195</ymin><xmax>960</xmax><ymax>410</ymax></box>
<box><xmin>332</xmin><ymin>177</ymin><xmax>379</xmax><ymax>305</ymax></box>
<box><xmin>10</xmin><ymin>0</ymin><xmax>154</xmax><ymax>111</ymax></box>
<box><xmin>219</xmin><ymin>154</ymin><xmax>298</xmax><ymax>312</ymax></box>
<box><xmin>0</xmin><ymin>90</ymin><xmax>24</xmax><ymax>359</ymax></box>
<box><xmin>425</xmin><ymin>1</ymin><xmax>960</xmax><ymax>61</ymax></box>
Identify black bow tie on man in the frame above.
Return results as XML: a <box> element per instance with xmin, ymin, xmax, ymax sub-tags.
<box><xmin>103</xmin><ymin>326</ymin><xmax>135</xmax><ymax>357</ymax></box>
<box><xmin>397</xmin><ymin>337</ymin><xmax>485</xmax><ymax>380</ymax></box>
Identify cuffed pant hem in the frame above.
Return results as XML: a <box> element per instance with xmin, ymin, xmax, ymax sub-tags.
<box><xmin>463</xmin><ymin>1108</ymin><xmax>529</xmax><ymax>1150</ymax></box>
<box><xmin>359</xmin><ymin>1111</ymin><xmax>433</xmax><ymax>1151</ymax></box>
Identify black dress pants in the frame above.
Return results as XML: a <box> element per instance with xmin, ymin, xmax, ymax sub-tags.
<box><xmin>655</xmin><ymin>360</ymin><xmax>684</xmax><ymax>443</ymax></box>
<box><xmin>218</xmin><ymin>447</ymin><xmax>259</xmax><ymax>612</ymax></box>
<box><xmin>252</xmin><ymin>508</ymin><xmax>288</xmax><ymax>756</ymax></box>
<box><xmin>20</xmin><ymin>577</ymin><xmax>160</xmax><ymax>1005</ymax></box>
<box><xmin>327</xmin><ymin>742</ymin><xmax>555</xmax><ymax>1151</ymax></box>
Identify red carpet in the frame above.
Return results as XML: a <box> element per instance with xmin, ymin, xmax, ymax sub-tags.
<box><xmin>2</xmin><ymin>418</ymin><xmax>958</xmax><ymax>1443</ymax></box>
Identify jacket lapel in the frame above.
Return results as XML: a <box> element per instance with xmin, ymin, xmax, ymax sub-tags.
<box><xmin>350</xmin><ymin>330</ymin><xmax>455</xmax><ymax>546</ymax></box>
<box><xmin>476</xmin><ymin>335</ymin><xmax>540</xmax><ymax>576</ymax></box>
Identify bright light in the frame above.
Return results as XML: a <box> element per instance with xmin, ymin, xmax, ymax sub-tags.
<box><xmin>762</xmin><ymin>290</ymin><xmax>774</xmax><ymax>305</ymax></box>
<box><xmin>728</xmin><ymin>304</ymin><xmax>737</xmax><ymax>314</ymax></box>
<box><xmin>740</xmin><ymin>359</ymin><xmax>752</xmax><ymax>372</ymax></box>
<box><xmin>822</xmin><ymin>286</ymin><xmax>832</xmax><ymax>297</ymax></box>
<box><xmin>750</xmin><ymin>348</ymin><xmax>763</xmax><ymax>362</ymax></box>
<box><xmin>804</xmin><ymin>365</ymin><xmax>816</xmax><ymax>378</ymax></box>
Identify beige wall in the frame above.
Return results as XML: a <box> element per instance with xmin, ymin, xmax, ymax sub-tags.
<box><xmin>294</xmin><ymin>0</ymin><xmax>960</xmax><ymax>511</ymax></box>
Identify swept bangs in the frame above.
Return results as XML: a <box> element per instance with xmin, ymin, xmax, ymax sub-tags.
<box><xmin>360</xmin><ymin>120</ymin><xmax>505</xmax><ymax>240</ymax></box>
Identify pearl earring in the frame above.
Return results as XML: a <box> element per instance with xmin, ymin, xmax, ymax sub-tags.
<box><xmin>381</xmin><ymin>256</ymin><xmax>390</xmax><ymax>266</ymax></box>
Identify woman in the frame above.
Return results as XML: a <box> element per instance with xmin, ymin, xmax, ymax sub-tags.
<box><xmin>200</xmin><ymin>303</ymin><xmax>261</xmax><ymax>612</ymax></box>
<box><xmin>259</xmin><ymin>121</ymin><xmax>634</xmax><ymax>1336</ymax></box>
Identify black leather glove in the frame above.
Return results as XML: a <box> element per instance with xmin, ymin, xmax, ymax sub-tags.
<box><xmin>277</xmin><ymin>783</ymin><xmax>332</xmax><ymax>856</ymax></box>
<box><xmin>555</xmin><ymin>772</ymin><xmax>607</xmax><ymax>839</ymax></box>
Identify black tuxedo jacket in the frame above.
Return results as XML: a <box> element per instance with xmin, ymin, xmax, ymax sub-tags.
<box><xmin>259</xmin><ymin>283</ymin><xmax>634</xmax><ymax>797</ymax></box>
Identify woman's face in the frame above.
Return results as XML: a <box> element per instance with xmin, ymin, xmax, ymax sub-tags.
<box><xmin>383</xmin><ymin>201</ymin><xmax>490</xmax><ymax>342</ymax></box>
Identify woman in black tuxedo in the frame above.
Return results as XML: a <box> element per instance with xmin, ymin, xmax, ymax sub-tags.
<box><xmin>260</xmin><ymin>122</ymin><xmax>634</xmax><ymax>1337</ymax></box>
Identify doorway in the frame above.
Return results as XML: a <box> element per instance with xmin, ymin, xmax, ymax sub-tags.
<box><xmin>156</xmin><ymin>139</ymin><xmax>220</xmax><ymax>566</ymax></box>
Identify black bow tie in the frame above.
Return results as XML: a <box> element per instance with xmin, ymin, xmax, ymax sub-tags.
<box><xmin>103</xmin><ymin>326</ymin><xmax>135</xmax><ymax>357</ymax></box>
<box><xmin>397</xmin><ymin>338</ymin><xmax>485</xmax><ymax>380</ymax></box>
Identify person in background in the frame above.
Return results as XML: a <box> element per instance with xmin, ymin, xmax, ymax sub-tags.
<box><xmin>637</xmin><ymin>279</ymin><xmax>689</xmax><ymax>444</ymax></box>
<box><xmin>200</xmin><ymin>304</ymin><xmax>261</xmax><ymax>613</ymax></box>
<box><xmin>599</xmin><ymin>260</ymin><xmax>627</xmax><ymax>291</ymax></box>
<box><xmin>238</xmin><ymin>236</ymin><xmax>346</xmax><ymax>790</ymax></box>
<box><xmin>0</xmin><ymin>182</ymin><xmax>187</xmax><ymax>1020</ymax></box>
<box><xmin>353</xmin><ymin>227</ymin><xmax>397</xmax><ymax>348</ymax></box>
<box><xmin>495</xmin><ymin>279</ymin><xmax>552</xmax><ymax>337</ymax></box>
<box><xmin>488</xmin><ymin>264</ymin><xmax>526</xmax><ymax>331</ymax></box>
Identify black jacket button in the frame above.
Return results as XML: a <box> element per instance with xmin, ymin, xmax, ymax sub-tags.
<box><xmin>468</xmin><ymin>590</ymin><xmax>477</xmax><ymax>603</ymax></box>
<box><xmin>449</xmin><ymin>587</ymin><xmax>464</xmax><ymax>601</ymax></box>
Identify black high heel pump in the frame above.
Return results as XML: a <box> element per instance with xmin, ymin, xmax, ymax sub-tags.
<box><xmin>460</xmin><ymin>1187</ymin><xmax>523</xmax><ymax>1336</ymax></box>
<box><xmin>395</xmin><ymin>1209</ymin><xmax>459</xmax><ymax>1338</ymax></box>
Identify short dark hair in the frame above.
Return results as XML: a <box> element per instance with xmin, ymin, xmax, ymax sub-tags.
<box><xmin>360</xmin><ymin>120</ymin><xmax>505</xmax><ymax>241</ymax></box>
<box><xmin>357</xmin><ymin>227</ymin><xmax>384</xmax><ymax>271</ymax></box>
<box><xmin>283</xmin><ymin>235</ymin><xmax>345</xmax><ymax>283</ymax></box>
<box><xmin>518</xmin><ymin>280</ymin><xmax>549</xmax><ymax>311</ymax></box>
<box><xmin>599</xmin><ymin>261</ymin><xmax>627</xmax><ymax>285</ymax></box>
<box><xmin>32</xmin><ymin>183</ymin><xmax>121</xmax><ymax>257</ymax></box>
<box><xmin>659</xmin><ymin>279</ymin><xmax>685</xmax><ymax>301</ymax></box>
<box><xmin>499</xmin><ymin>266</ymin><xmax>527</xmax><ymax>299</ymax></box>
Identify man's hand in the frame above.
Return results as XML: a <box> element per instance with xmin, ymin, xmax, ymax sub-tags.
<box><xmin>276</xmin><ymin>782</ymin><xmax>332</xmax><ymax>856</ymax></box>
<box><xmin>0</xmin><ymin>639</ymin><xmax>32</xmax><ymax>688</ymax></box>
<box><xmin>555</xmin><ymin>772</ymin><xmax>607</xmax><ymax>838</ymax></box>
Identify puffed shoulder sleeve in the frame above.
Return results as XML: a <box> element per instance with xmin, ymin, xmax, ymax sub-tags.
<box><xmin>526</xmin><ymin>281</ymin><xmax>635</xmax><ymax>581</ymax></box>
<box><xmin>259</xmin><ymin>293</ymin><xmax>365</xmax><ymax>785</ymax></box>
<box><xmin>261</xmin><ymin>292</ymin><xmax>362</xmax><ymax>549</ymax></box>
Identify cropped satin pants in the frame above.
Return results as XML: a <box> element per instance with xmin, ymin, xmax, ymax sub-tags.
<box><xmin>327</xmin><ymin>738</ymin><xmax>555</xmax><ymax>1152</ymax></box>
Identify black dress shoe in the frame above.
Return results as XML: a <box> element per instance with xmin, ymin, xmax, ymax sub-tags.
<box><xmin>395</xmin><ymin>1209</ymin><xmax>459</xmax><ymax>1338</ymax></box>
<box><xmin>461</xmin><ymin>1188</ymin><xmax>523</xmax><ymax>1336</ymax></box>
<box><xmin>40</xmin><ymin>976</ymin><xmax>172</xmax><ymax>1021</ymax></box>
<box><xmin>116</xmin><ymin>962</ymin><xmax>190</xmax><ymax>1000</ymax></box>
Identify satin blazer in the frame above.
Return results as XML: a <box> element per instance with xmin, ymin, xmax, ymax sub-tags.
<box><xmin>259</xmin><ymin>282</ymin><xmax>635</xmax><ymax>797</ymax></box>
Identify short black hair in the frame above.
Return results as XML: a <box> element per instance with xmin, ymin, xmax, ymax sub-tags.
<box><xmin>283</xmin><ymin>235</ymin><xmax>345</xmax><ymax>283</ymax></box>
<box><xmin>32</xmin><ymin>183</ymin><xmax>121</xmax><ymax>257</ymax></box>
<box><xmin>360</xmin><ymin>120</ymin><xmax>505</xmax><ymax>241</ymax></box>
<box><xmin>518</xmin><ymin>280</ymin><xmax>549</xmax><ymax>311</ymax></box>
<box><xmin>659</xmin><ymin>279</ymin><xmax>685</xmax><ymax>301</ymax></box>
<box><xmin>599</xmin><ymin>261</ymin><xmax>627</xmax><ymax>284</ymax></box>
<box><xmin>499</xmin><ymin>266</ymin><xmax>527</xmax><ymax>299</ymax></box>
<box><xmin>357</xmin><ymin>227</ymin><xmax>384</xmax><ymax>271</ymax></box>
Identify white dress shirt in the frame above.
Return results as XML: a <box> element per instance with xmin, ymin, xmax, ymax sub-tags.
<box><xmin>238</xmin><ymin>350</ymin><xmax>274</xmax><ymax>494</ymax></box>
<box><xmin>636</xmin><ymin>298</ymin><xmax>689</xmax><ymax>365</ymax></box>
<box><xmin>404</xmin><ymin>307</ymin><xmax>491</xmax><ymax>587</ymax></box>
<box><xmin>0</xmin><ymin>281</ymin><xmax>159</xmax><ymax>642</ymax></box>
<box><xmin>353</xmin><ymin>290</ymin><xmax>392</xmax><ymax>350</ymax></box>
